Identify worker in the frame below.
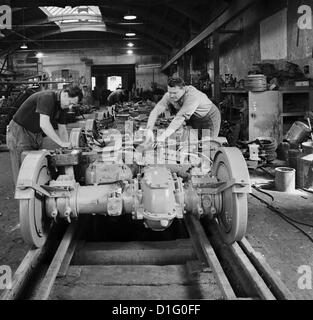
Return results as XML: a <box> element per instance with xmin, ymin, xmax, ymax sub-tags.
<box><xmin>6</xmin><ymin>86</ymin><xmax>83</xmax><ymax>185</ymax></box>
<box><xmin>144</xmin><ymin>76</ymin><xmax>221</xmax><ymax>146</ymax></box>
<box><xmin>81</xmin><ymin>85</ymin><xmax>93</xmax><ymax>105</ymax></box>
<box><xmin>107</xmin><ymin>87</ymin><xmax>126</xmax><ymax>105</ymax></box>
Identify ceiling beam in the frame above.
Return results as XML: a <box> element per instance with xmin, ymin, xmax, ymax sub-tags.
<box><xmin>31</xmin><ymin>28</ymin><xmax>171</xmax><ymax>54</ymax></box>
<box><xmin>161</xmin><ymin>0</ymin><xmax>259</xmax><ymax>71</ymax></box>
<box><xmin>167</xmin><ymin>2</ymin><xmax>206</xmax><ymax>25</ymax></box>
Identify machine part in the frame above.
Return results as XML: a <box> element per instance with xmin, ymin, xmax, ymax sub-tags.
<box><xmin>85</xmin><ymin>162</ymin><xmax>132</xmax><ymax>185</ymax></box>
<box><xmin>50</xmin><ymin>149</ymin><xmax>82</xmax><ymax>167</ymax></box>
<box><xmin>45</xmin><ymin>183</ymin><xmax>125</xmax><ymax>218</ymax></box>
<box><xmin>69</xmin><ymin>128</ymin><xmax>88</xmax><ymax>148</ymax></box>
<box><xmin>139</xmin><ymin>166</ymin><xmax>183</xmax><ymax>231</ymax></box>
<box><xmin>212</xmin><ymin>147</ymin><xmax>250</xmax><ymax>244</ymax></box>
<box><xmin>85</xmin><ymin>119</ymin><xmax>97</xmax><ymax>135</ymax></box>
<box><xmin>16</xmin><ymin>151</ymin><xmax>52</xmax><ymax>247</ymax></box>
<box><xmin>183</xmin><ymin>182</ymin><xmax>202</xmax><ymax>215</ymax></box>
<box><xmin>249</xmin><ymin>143</ymin><xmax>260</xmax><ymax>161</ymax></box>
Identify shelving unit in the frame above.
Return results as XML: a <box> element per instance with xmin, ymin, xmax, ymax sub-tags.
<box><xmin>279</xmin><ymin>87</ymin><xmax>313</xmax><ymax>136</ymax></box>
<box><xmin>248</xmin><ymin>87</ymin><xmax>313</xmax><ymax>143</ymax></box>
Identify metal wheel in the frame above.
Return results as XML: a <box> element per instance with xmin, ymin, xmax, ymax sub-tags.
<box><xmin>17</xmin><ymin>151</ymin><xmax>52</xmax><ymax>247</ymax></box>
<box><xmin>212</xmin><ymin>147</ymin><xmax>249</xmax><ymax>244</ymax></box>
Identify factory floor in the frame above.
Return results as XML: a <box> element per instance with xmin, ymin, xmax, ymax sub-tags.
<box><xmin>1</xmin><ymin>149</ymin><xmax>313</xmax><ymax>300</ymax></box>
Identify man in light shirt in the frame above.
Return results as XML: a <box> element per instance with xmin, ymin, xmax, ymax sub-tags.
<box><xmin>144</xmin><ymin>77</ymin><xmax>221</xmax><ymax>145</ymax></box>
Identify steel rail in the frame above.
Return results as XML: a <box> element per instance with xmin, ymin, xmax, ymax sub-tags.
<box><xmin>1</xmin><ymin>215</ymin><xmax>294</xmax><ymax>300</ymax></box>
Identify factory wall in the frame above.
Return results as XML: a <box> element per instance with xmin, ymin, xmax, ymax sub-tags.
<box><xmin>11</xmin><ymin>49</ymin><xmax>168</xmax><ymax>90</ymax></box>
<box><xmin>203</xmin><ymin>0</ymin><xmax>313</xmax><ymax>82</ymax></box>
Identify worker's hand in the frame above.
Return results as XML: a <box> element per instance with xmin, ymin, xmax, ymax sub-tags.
<box><xmin>156</xmin><ymin>134</ymin><xmax>166</xmax><ymax>144</ymax></box>
<box><xmin>143</xmin><ymin>129</ymin><xmax>154</xmax><ymax>145</ymax></box>
<box><xmin>60</xmin><ymin>141</ymin><xmax>72</xmax><ymax>149</ymax></box>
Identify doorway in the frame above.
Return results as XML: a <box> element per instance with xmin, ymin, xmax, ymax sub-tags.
<box><xmin>91</xmin><ymin>64</ymin><xmax>135</xmax><ymax>105</ymax></box>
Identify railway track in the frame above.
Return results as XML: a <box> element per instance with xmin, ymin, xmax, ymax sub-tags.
<box><xmin>0</xmin><ymin>215</ymin><xmax>294</xmax><ymax>300</ymax></box>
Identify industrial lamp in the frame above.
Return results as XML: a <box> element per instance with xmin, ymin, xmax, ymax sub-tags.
<box><xmin>124</xmin><ymin>14</ymin><xmax>136</xmax><ymax>20</ymax></box>
<box><xmin>20</xmin><ymin>43</ymin><xmax>28</xmax><ymax>49</ymax></box>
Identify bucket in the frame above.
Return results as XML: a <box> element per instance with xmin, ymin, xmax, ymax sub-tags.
<box><xmin>275</xmin><ymin>167</ymin><xmax>295</xmax><ymax>192</ymax></box>
<box><xmin>301</xmin><ymin>141</ymin><xmax>313</xmax><ymax>155</ymax></box>
<box><xmin>284</xmin><ymin>121</ymin><xmax>311</xmax><ymax>145</ymax></box>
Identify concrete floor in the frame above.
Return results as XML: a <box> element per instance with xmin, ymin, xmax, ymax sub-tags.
<box><xmin>1</xmin><ymin>148</ymin><xmax>313</xmax><ymax>300</ymax></box>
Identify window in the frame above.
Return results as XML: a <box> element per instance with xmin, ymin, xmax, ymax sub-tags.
<box><xmin>107</xmin><ymin>76</ymin><xmax>122</xmax><ymax>91</ymax></box>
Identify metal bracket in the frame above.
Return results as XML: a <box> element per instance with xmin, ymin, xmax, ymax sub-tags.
<box><xmin>16</xmin><ymin>183</ymin><xmax>51</xmax><ymax>197</ymax></box>
<box><xmin>16</xmin><ymin>183</ymin><xmax>72</xmax><ymax>199</ymax></box>
<box><xmin>198</xmin><ymin>179</ymin><xmax>250</xmax><ymax>195</ymax></box>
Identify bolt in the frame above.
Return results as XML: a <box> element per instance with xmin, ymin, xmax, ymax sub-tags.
<box><xmin>160</xmin><ymin>220</ymin><xmax>169</xmax><ymax>227</ymax></box>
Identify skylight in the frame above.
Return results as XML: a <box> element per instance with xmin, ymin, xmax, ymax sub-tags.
<box><xmin>39</xmin><ymin>6</ymin><xmax>106</xmax><ymax>32</ymax></box>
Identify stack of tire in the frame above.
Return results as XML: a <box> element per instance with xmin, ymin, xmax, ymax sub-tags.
<box><xmin>245</xmin><ymin>74</ymin><xmax>267</xmax><ymax>92</ymax></box>
<box><xmin>256</xmin><ymin>137</ymin><xmax>277</xmax><ymax>162</ymax></box>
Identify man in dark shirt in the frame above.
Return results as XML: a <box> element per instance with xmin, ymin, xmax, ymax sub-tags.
<box><xmin>6</xmin><ymin>86</ymin><xmax>83</xmax><ymax>185</ymax></box>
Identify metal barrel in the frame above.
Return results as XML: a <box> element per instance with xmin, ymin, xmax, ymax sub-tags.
<box><xmin>275</xmin><ymin>167</ymin><xmax>296</xmax><ymax>192</ymax></box>
<box><xmin>284</xmin><ymin>121</ymin><xmax>311</xmax><ymax>145</ymax></box>
<box><xmin>301</xmin><ymin>141</ymin><xmax>313</xmax><ymax>156</ymax></box>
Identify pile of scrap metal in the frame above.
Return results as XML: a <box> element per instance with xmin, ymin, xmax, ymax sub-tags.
<box><xmin>248</xmin><ymin>62</ymin><xmax>306</xmax><ymax>88</ymax></box>
<box><xmin>93</xmin><ymin>106</ymin><xmax>116</xmax><ymax>130</ymax></box>
<box><xmin>66</xmin><ymin>104</ymin><xmax>96</xmax><ymax>123</ymax></box>
<box><xmin>238</xmin><ymin>137</ymin><xmax>278</xmax><ymax>169</ymax></box>
<box><xmin>15</xmin><ymin>123</ymin><xmax>251</xmax><ymax>248</ymax></box>
<box><xmin>276</xmin><ymin>117</ymin><xmax>313</xmax><ymax>189</ymax></box>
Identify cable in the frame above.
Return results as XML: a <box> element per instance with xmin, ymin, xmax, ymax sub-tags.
<box><xmin>252</xmin><ymin>187</ymin><xmax>313</xmax><ymax>228</ymax></box>
<box><xmin>250</xmin><ymin>192</ymin><xmax>313</xmax><ymax>243</ymax></box>
<box><xmin>252</xmin><ymin>184</ymin><xmax>274</xmax><ymax>201</ymax></box>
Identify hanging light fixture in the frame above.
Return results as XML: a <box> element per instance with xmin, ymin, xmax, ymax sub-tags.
<box><xmin>124</xmin><ymin>9</ymin><xmax>136</xmax><ymax>20</ymax></box>
<box><xmin>20</xmin><ymin>43</ymin><xmax>28</xmax><ymax>49</ymax></box>
<box><xmin>124</xmin><ymin>14</ymin><xmax>136</xmax><ymax>20</ymax></box>
<box><xmin>127</xmin><ymin>49</ymin><xmax>133</xmax><ymax>55</ymax></box>
<box><xmin>125</xmin><ymin>32</ymin><xmax>136</xmax><ymax>37</ymax></box>
<box><xmin>127</xmin><ymin>42</ymin><xmax>134</xmax><ymax>47</ymax></box>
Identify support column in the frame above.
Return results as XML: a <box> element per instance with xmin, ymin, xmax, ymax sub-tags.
<box><xmin>213</xmin><ymin>31</ymin><xmax>220</xmax><ymax>102</ymax></box>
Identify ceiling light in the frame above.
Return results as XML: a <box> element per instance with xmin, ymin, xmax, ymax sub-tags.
<box><xmin>36</xmin><ymin>52</ymin><xmax>44</xmax><ymax>58</ymax></box>
<box><xmin>124</xmin><ymin>14</ymin><xmax>137</xmax><ymax>20</ymax></box>
<box><xmin>20</xmin><ymin>43</ymin><xmax>28</xmax><ymax>49</ymax></box>
<box><xmin>125</xmin><ymin>32</ymin><xmax>136</xmax><ymax>37</ymax></box>
<box><xmin>127</xmin><ymin>49</ymin><xmax>133</xmax><ymax>55</ymax></box>
<box><xmin>127</xmin><ymin>42</ymin><xmax>134</xmax><ymax>47</ymax></box>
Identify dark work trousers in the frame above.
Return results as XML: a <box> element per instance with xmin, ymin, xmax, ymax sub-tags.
<box><xmin>6</xmin><ymin>120</ymin><xmax>43</xmax><ymax>186</ymax></box>
<box><xmin>186</xmin><ymin>103</ymin><xmax>221</xmax><ymax>139</ymax></box>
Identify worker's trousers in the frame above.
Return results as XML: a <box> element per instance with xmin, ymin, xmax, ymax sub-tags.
<box><xmin>186</xmin><ymin>103</ymin><xmax>221</xmax><ymax>138</ymax></box>
<box><xmin>6</xmin><ymin>120</ymin><xmax>43</xmax><ymax>186</ymax></box>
